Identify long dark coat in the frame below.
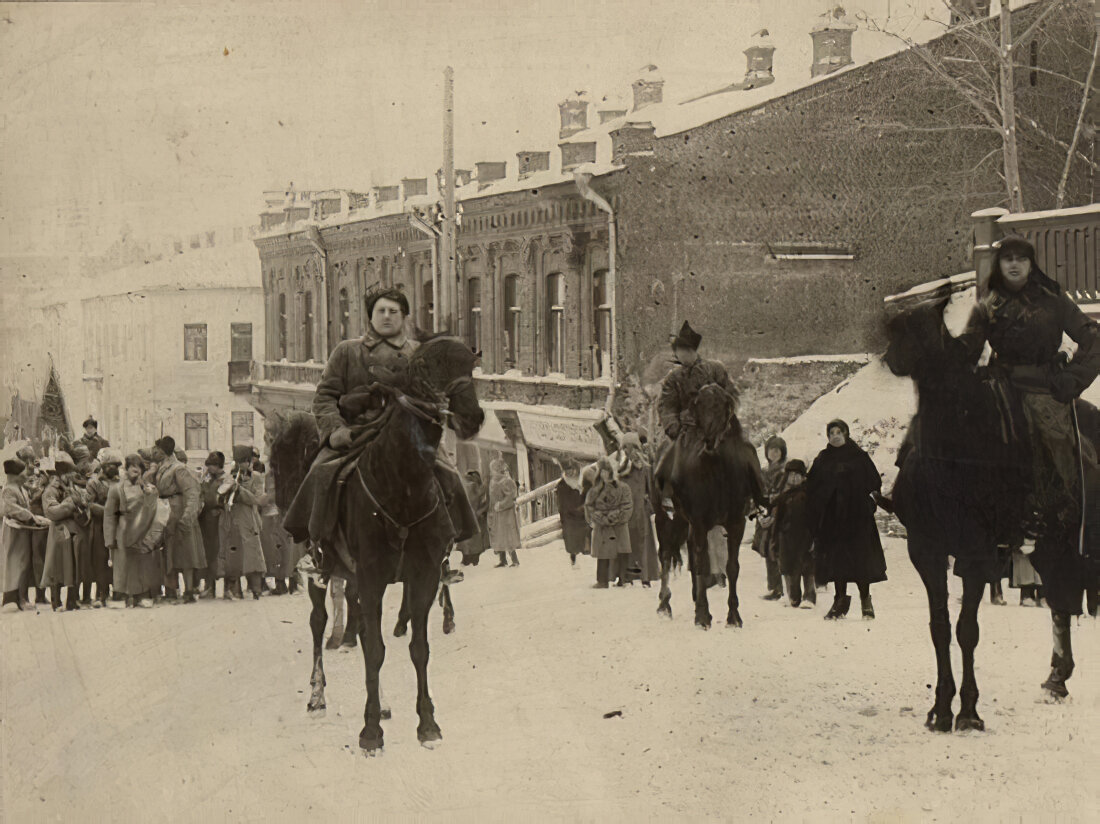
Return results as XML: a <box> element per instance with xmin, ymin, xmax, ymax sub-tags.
<box><xmin>807</xmin><ymin>440</ymin><xmax>886</xmax><ymax>585</ymax></box>
<box><xmin>218</xmin><ymin>471</ymin><xmax>267</xmax><ymax>577</ymax></box>
<box><xmin>457</xmin><ymin>475</ymin><xmax>490</xmax><ymax>558</ymax></box>
<box><xmin>40</xmin><ymin>478</ymin><xmax>86</xmax><ymax>588</ymax></box>
<box><xmin>774</xmin><ymin>483</ymin><xmax>814</xmax><ymax>577</ymax></box>
<box><xmin>585</xmin><ymin>478</ymin><xmax>633</xmax><ymax>560</ymax></box>
<box><xmin>156</xmin><ymin>456</ymin><xmax>205</xmax><ymax>572</ymax></box>
<box><xmin>198</xmin><ymin>470</ymin><xmax>226</xmax><ymax>568</ymax></box>
<box><xmin>618</xmin><ymin>461</ymin><xmax>659</xmax><ymax>581</ymax></box>
<box><xmin>555</xmin><ymin>479</ymin><xmax>590</xmax><ymax>557</ymax></box>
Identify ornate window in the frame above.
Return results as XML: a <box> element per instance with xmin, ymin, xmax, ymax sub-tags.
<box><xmin>593</xmin><ymin>269</ymin><xmax>611</xmax><ymax>378</ymax></box>
<box><xmin>183</xmin><ymin>323</ymin><xmax>207</xmax><ymax>362</ymax></box>
<box><xmin>546</xmin><ymin>272</ymin><xmax>565</xmax><ymax>373</ymax></box>
<box><xmin>338</xmin><ymin>288</ymin><xmax>350</xmax><ymax>341</ymax></box>
<box><xmin>467</xmin><ymin>277</ymin><xmax>481</xmax><ymax>353</ymax></box>
<box><xmin>277</xmin><ymin>293</ymin><xmax>288</xmax><ymax>359</ymax></box>
<box><xmin>504</xmin><ymin>274</ymin><xmax>520</xmax><ymax>370</ymax></box>
<box><xmin>302</xmin><ymin>291</ymin><xmax>314</xmax><ymax>361</ymax></box>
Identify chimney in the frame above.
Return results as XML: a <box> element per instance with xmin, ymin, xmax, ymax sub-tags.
<box><xmin>402</xmin><ymin>178</ymin><xmax>428</xmax><ymax>198</ymax></box>
<box><xmin>631</xmin><ymin>65</ymin><xmax>664</xmax><ymax>111</ymax></box>
<box><xmin>475</xmin><ymin>161</ymin><xmax>507</xmax><ymax>188</ymax></box>
<box><xmin>597</xmin><ymin>92</ymin><xmax>628</xmax><ymax>124</ymax></box>
<box><xmin>559</xmin><ymin>141</ymin><xmax>597</xmax><ymax>172</ymax></box>
<box><xmin>558</xmin><ymin>93</ymin><xmax>590</xmax><ymax>139</ymax></box>
<box><xmin>811</xmin><ymin>7</ymin><xmax>856</xmax><ymax>78</ymax></box>
<box><xmin>743</xmin><ymin>29</ymin><xmax>776</xmax><ymax>89</ymax></box>
<box><xmin>611</xmin><ymin>120</ymin><xmax>655</xmax><ymax>163</ymax></box>
<box><xmin>517</xmin><ymin>151</ymin><xmax>551</xmax><ymax>179</ymax></box>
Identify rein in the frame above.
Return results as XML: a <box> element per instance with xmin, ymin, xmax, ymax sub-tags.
<box><xmin>355</xmin><ymin>463</ymin><xmax>441</xmax><ymax>583</ymax></box>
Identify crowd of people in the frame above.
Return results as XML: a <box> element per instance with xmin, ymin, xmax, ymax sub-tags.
<box><xmin>1</xmin><ymin>417</ymin><xmax>301</xmax><ymax>612</ymax></box>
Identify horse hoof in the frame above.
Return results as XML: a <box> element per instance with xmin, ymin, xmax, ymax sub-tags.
<box><xmin>307</xmin><ymin>703</ymin><xmax>326</xmax><ymax>717</ymax></box>
<box><xmin>695</xmin><ymin>616</ymin><xmax>712</xmax><ymax>630</ymax></box>
<box><xmin>924</xmin><ymin>709</ymin><xmax>953</xmax><ymax>733</ymax></box>
<box><xmin>393</xmin><ymin>623</ymin><xmax>408</xmax><ymax>638</ymax></box>
<box><xmin>418</xmin><ymin>726</ymin><xmax>443</xmax><ymax>746</ymax></box>
<box><xmin>726</xmin><ymin>612</ymin><xmax>743</xmax><ymax>628</ymax></box>
<box><xmin>380</xmin><ymin>708</ymin><xmax>392</xmax><ymax>721</ymax></box>
<box><xmin>955</xmin><ymin>714</ymin><xmax>985</xmax><ymax>732</ymax></box>
<box><xmin>656</xmin><ymin>604</ymin><xmax>672</xmax><ymax>619</ymax></box>
<box><xmin>359</xmin><ymin>732</ymin><xmax>384</xmax><ymax>752</ymax></box>
<box><xmin>324</xmin><ymin>634</ymin><xmax>343</xmax><ymax>650</ymax></box>
<box><xmin>443</xmin><ymin>618</ymin><xmax>456</xmax><ymax>635</ymax></box>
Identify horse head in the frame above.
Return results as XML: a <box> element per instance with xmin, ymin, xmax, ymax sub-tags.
<box><xmin>408</xmin><ymin>336</ymin><xmax>485</xmax><ymax>441</ymax></box>
<box><xmin>883</xmin><ymin>292</ymin><xmax>952</xmax><ymax>382</ymax></box>
<box><xmin>693</xmin><ymin>383</ymin><xmax>738</xmax><ymax>453</ymax></box>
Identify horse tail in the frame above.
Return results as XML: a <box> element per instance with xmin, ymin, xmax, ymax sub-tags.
<box><xmin>269</xmin><ymin>412</ymin><xmax>321</xmax><ymax>513</ymax></box>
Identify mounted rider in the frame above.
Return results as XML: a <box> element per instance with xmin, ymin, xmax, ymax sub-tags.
<box><xmin>655</xmin><ymin>321</ymin><xmax>748</xmax><ymax>490</ymax></box>
<box><xmin>283</xmin><ymin>286</ymin><xmax>477</xmax><ymax>563</ymax></box>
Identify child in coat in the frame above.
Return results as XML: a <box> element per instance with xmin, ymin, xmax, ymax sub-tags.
<box><xmin>772</xmin><ymin>459</ymin><xmax>816</xmax><ymax>608</ymax></box>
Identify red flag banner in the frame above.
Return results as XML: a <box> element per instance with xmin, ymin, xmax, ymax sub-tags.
<box><xmin>36</xmin><ymin>365</ymin><xmax>71</xmax><ymax>440</ymax></box>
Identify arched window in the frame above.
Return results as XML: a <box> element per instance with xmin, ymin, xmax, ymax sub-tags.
<box><xmin>467</xmin><ymin>278</ymin><xmax>481</xmax><ymax>353</ymax></box>
<box><xmin>546</xmin><ymin>272</ymin><xmax>565</xmax><ymax>373</ymax></box>
<box><xmin>277</xmin><ymin>293</ymin><xmax>288</xmax><ymax>360</ymax></box>
<box><xmin>504</xmin><ymin>274</ymin><xmax>520</xmax><ymax>369</ymax></box>
<box><xmin>338</xmin><ymin>288</ymin><xmax>350</xmax><ymax>341</ymax></box>
<box><xmin>303</xmin><ymin>291</ymin><xmax>314</xmax><ymax>361</ymax></box>
<box><xmin>592</xmin><ymin>269</ymin><xmax>611</xmax><ymax>378</ymax></box>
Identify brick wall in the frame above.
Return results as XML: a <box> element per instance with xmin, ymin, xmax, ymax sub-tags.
<box><xmin>603</xmin><ymin>2</ymin><xmax>1095</xmax><ymax>384</ymax></box>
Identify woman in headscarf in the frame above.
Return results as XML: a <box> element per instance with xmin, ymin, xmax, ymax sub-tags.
<box><xmin>753</xmin><ymin>435</ymin><xmax>788</xmax><ymax>600</ymax></box>
<box><xmin>958</xmin><ymin>234</ymin><xmax>1100</xmax><ymax>697</ymax></box>
<box><xmin>807</xmin><ymin>420</ymin><xmax>887</xmax><ymax>620</ymax></box>
<box><xmin>617</xmin><ymin>433</ymin><xmax>659</xmax><ymax>586</ymax></box>
<box><xmin>584</xmin><ymin>456</ymin><xmax>634</xmax><ymax>588</ymax></box>
<box><xmin>487</xmin><ymin>458</ymin><xmax>521</xmax><ymax>568</ymax></box>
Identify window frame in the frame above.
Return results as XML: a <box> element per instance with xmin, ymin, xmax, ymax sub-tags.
<box><xmin>183</xmin><ymin>323</ymin><xmax>208</xmax><ymax>362</ymax></box>
<box><xmin>184</xmin><ymin>412</ymin><xmax>209</xmax><ymax>452</ymax></box>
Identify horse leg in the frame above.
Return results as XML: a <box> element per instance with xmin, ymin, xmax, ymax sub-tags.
<box><xmin>657</xmin><ymin>555</ymin><xmax>673</xmax><ymax>618</ymax></box>
<box><xmin>357</xmin><ymin>579</ymin><xmax>387</xmax><ymax>753</ymax></box>
<box><xmin>407</xmin><ymin>571</ymin><xmax>444</xmax><ymax>746</ymax></box>
<box><xmin>1041</xmin><ymin>609</ymin><xmax>1075</xmax><ymax>699</ymax></box>
<box><xmin>394</xmin><ymin>584</ymin><xmax>410</xmax><ymax>637</ymax></box>
<box><xmin>325</xmin><ymin>576</ymin><xmax>345</xmax><ymax>649</ymax></box>
<box><xmin>725</xmin><ymin>518</ymin><xmax>746</xmax><ymax>628</ymax></box>
<box><xmin>306</xmin><ymin>579</ymin><xmax>328</xmax><ymax>715</ymax></box>
<box><xmin>913</xmin><ymin>546</ymin><xmax>955</xmax><ymax>732</ymax></box>
<box><xmin>955</xmin><ymin>576</ymin><xmax>986</xmax><ymax>731</ymax></box>
<box><xmin>440</xmin><ymin>583</ymin><xmax>455</xmax><ymax>635</ymax></box>
<box><xmin>341</xmin><ymin>577</ymin><xmax>360</xmax><ymax>649</ymax></box>
<box><xmin>692</xmin><ymin>526</ymin><xmax>712</xmax><ymax>630</ymax></box>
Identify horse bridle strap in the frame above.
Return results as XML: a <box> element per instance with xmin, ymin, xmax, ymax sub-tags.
<box><xmin>354</xmin><ymin>462</ymin><xmax>441</xmax><ymax>583</ymax></box>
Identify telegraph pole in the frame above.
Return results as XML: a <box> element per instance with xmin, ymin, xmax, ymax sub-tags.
<box><xmin>441</xmin><ymin>66</ymin><xmax>457</xmax><ymax>333</ymax></box>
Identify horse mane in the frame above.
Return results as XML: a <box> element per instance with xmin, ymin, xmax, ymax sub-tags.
<box><xmin>269</xmin><ymin>411</ymin><xmax>321</xmax><ymax>513</ymax></box>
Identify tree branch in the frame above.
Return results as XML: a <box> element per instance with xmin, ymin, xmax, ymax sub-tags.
<box><xmin>1056</xmin><ymin>33</ymin><xmax>1099</xmax><ymax>207</ymax></box>
<box><xmin>1014</xmin><ymin>64</ymin><xmax>1090</xmax><ymax>89</ymax></box>
<box><xmin>1020</xmin><ymin>116</ymin><xmax>1100</xmax><ymax>172</ymax></box>
<box><xmin>859</xmin><ymin>121</ymin><xmax>999</xmax><ymax>134</ymax></box>
<box><xmin>1013</xmin><ymin>0</ymin><xmax>1065</xmax><ymax>49</ymax></box>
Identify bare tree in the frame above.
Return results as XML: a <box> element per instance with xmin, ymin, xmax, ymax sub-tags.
<box><xmin>858</xmin><ymin>0</ymin><xmax>1097</xmax><ymax>212</ymax></box>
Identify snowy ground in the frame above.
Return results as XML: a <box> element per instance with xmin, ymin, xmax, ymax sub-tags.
<box><xmin>2</xmin><ymin>536</ymin><xmax>1098</xmax><ymax>823</ymax></box>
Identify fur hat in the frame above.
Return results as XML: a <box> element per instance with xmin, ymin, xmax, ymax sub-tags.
<box><xmin>205</xmin><ymin>451</ymin><xmax>225</xmax><ymax>469</ymax></box>
<box><xmin>154</xmin><ymin>436</ymin><xmax>175</xmax><ymax>455</ymax></box>
<box><xmin>82</xmin><ymin>416</ymin><xmax>98</xmax><ymax>429</ymax></box>
<box><xmin>69</xmin><ymin>444</ymin><xmax>92</xmax><ymax>464</ymax></box>
<box><xmin>53</xmin><ymin>452</ymin><xmax>76</xmax><ymax>473</ymax></box>
<box><xmin>764</xmin><ymin>436</ymin><xmax>788</xmax><ymax>461</ymax></box>
<box><xmin>4</xmin><ymin>458</ymin><xmax>26</xmax><ymax>476</ymax></box>
<box><xmin>784</xmin><ymin>459</ymin><xmax>807</xmax><ymax>476</ymax></box>
<box><xmin>97</xmin><ymin>448</ymin><xmax>124</xmax><ymax>467</ymax></box>
<box><xmin>671</xmin><ymin>321</ymin><xmax>702</xmax><ymax>351</ymax></box>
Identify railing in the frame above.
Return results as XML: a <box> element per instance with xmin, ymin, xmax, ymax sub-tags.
<box><xmin>517</xmin><ymin>478</ymin><xmax>565</xmax><ymax>548</ymax></box>
<box><xmin>259</xmin><ymin>360</ymin><xmax>325</xmax><ymax>385</ymax></box>
<box><xmin>974</xmin><ymin>204</ymin><xmax>1100</xmax><ymax>301</ymax></box>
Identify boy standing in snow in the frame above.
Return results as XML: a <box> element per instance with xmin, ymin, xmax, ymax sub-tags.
<box><xmin>773</xmin><ymin>459</ymin><xmax>816</xmax><ymax>608</ymax></box>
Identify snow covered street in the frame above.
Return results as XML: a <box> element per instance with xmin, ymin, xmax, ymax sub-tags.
<box><xmin>2</xmin><ymin>536</ymin><xmax>1098</xmax><ymax>822</ymax></box>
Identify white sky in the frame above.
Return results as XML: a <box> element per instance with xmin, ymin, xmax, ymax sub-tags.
<box><xmin>0</xmin><ymin>0</ymin><xmax>948</xmax><ymax>256</ymax></box>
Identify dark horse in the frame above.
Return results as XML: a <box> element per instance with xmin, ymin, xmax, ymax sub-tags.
<box><xmin>275</xmin><ymin>337</ymin><xmax>483</xmax><ymax>752</ymax></box>
<box><xmin>884</xmin><ymin>294</ymin><xmax>1032</xmax><ymax>731</ymax></box>
<box><xmin>655</xmin><ymin>383</ymin><xmax>767</xmax><ymax>629</ymax></box>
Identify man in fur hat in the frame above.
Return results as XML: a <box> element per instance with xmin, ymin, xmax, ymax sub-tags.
<box><xmin>78</xmin><ymin>417</ymin><xmax>110</xmax><ymax>461</ymax></box>
<box><xmin>151</xmin><ymin>435</ymin><xmax>205</xmax><ymax>603</ymax></box>
<box><xmin>657</xmin><ymin>321</ymin><xmax>739</xmax><ymax>443</ymax></box>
